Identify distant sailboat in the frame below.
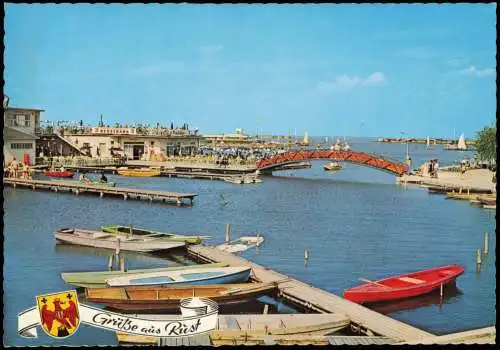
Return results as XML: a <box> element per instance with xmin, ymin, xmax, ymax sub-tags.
<box><xmin>457</xmin><ymin>133</ymin><xmax>467</xmax><ymax>150</ymax></box>
<box><xmin>303</xmin><ymin>132</ymin><xmax>309</xmax><ymax>145</ymax></box>
<box><xmin>426</xmin><ymin>136</ymin><xmax>432</xmax><ymax>150</ymax></box>
<box><xmin>444</xmin><ymin>132</ymin><xmax>468</xmax><ymax>151</ymax></box>
<box><xmin>298</xmin><ymin>132</ymin><xmax>310</xmax><ymax>146</ymax></box>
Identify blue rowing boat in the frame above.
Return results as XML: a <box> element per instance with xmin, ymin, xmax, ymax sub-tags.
<box><xmin>106</xmin><ymin>266</ymin><xmax>252</xmax><ymax>287</ymax></box>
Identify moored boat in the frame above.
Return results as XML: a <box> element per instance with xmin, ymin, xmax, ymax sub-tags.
<box><xmin>343</xmin><ymin>265</ymin><xmax>464</xmax><ymax>304</ymax></box>
<box><xmin>217</xmin><ymin>235</ymin><xmax>264</xmax><ymax>253</ymax></box>
<box><xmin>324</xmin><ymin>162</ymin><xmax>342</xmax><ymax>171</ymax></box>
<box><xmin>54</xmin><ymin>228</ymin><xmax>186</xmax><ymax>253</ymax></box>
<box><xmin>61</xmin><ymin>262</ymin><xmax>229</xmax><ymax>288</ymax></box>
<box><xmin>117</xmin><ymin>168</ymin><xmax>161</xmax><ymax>177</ymax></box>
<box><xmin>101</xmin><ymin>225</ymin><xmax>208</xmax><ymax>244</ymax></box>
<box><xmin>44</xmin><ymin>170</ymin><xmax>75</xmax><ymax>178</ymax></box>
<box><xmin>84</xmin><ymin>282</ymin><xmax>277</xmax><ymax>312</ymax></box>
<box><xmin>106</xmin><ymin>266</ymin><xmax>252</xmax><ymax>287</ymax></box>
<box><xmin>115</xmin><ymin>313</ymin><xmax>350</xmax><ymax>345</ymax></box>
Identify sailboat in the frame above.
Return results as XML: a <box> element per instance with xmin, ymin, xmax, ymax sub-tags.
<box><xmin>426</xmin><ymin>136</ymin><xmax>432</xmax><ymax>150</ymax></box>
<box><xmin>444</xmin><ymin>133</ymin><xmax>468</xmax><ymax>151</ymax></box>
<box><xmin>457</xmin><ymin>133</ymin><xmax>467</xmax><ymax>150</ymax></box>
<box><xmin>298</xmin><ymin>132</ymin><xmax>310</xmax><ymax>146</ymax></box>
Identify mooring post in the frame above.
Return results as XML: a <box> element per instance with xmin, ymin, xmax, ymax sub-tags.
<box><xmin>75</xmin><ymin>189</ymin><xmax>79</xmax><ymax>195</ymax></box>
<box><xmin>476</xmin><ymin>248</ymin><xmax>482</xmax><ymax>267</ymax></box>
<box><xmin>123</xmin><ymin>193</ymin><xmax>127</xmax><ymax>200</ymax></box>
<box><xmin>484</xmin><ymin>232</ymin><xmax>489</xmax><ymax>255</ymax></box>
<box><xmin>115</xmin><ymin>238</ymin><xmax>121</xmax><ymax>258</ymax></box>
<box><xmin>100</xmin><ymin>192</ymin><xmax>104</xmax><ymax>198</ymax></box>
<box><xmin>440</xmin><ymin>283</ymin><xmax>443</xmax><ymax>299</ymax></box>
<box><xmin>225</xmin><ymin>224</ymin><xmax>231</xmax><ymax>243</ymax></box>
<box><xmin>108</xmin><ymin>255</ymin><xmax>113</xmax><ymax>271</ymax></box>
<box><xmin>263</xmin><ymin>304</ymin><xmax>269</xmax><ymax>315</ymax></box>
<box><xmin>304</xmin><ymin>249</ymin><xmax>309</xmax><ymax>260</ymax></box>
<box><xmin>120</xmin><ymin>256</ymin><xmax>125</xmax><ymax>272</ymax></box>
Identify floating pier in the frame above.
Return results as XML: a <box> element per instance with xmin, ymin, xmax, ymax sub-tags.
<box><xmin>186</xmin><ymin>244</ymin><xmax>435</xmax><ymax>342</ymax></box>
<box><xmin>3</xmin><ymin>178</ymin><xmax>196</xmax><ymax>206</ymax></box>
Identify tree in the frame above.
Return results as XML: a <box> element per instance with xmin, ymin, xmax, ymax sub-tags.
<box><xmin>475</xmin><ymin>125</ymin><xmax>496</xmax><ymax>167</ymax></box>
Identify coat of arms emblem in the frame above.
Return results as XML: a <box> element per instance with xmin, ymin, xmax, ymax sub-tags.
<box><xmin>36</xmin><ymin>290</ymin><xmax>80</xmax><ymax>338</ymax></box>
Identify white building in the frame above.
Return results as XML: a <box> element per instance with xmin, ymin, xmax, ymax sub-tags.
<box><xmin>3</xmin><ymin>104</ymin><xmax>44</xmax><ymax>166</ymax></box>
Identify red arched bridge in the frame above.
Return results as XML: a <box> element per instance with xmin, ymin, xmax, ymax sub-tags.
<box><xmin>255</xmin><ymin>149</ymin><xmax>409</xmax><ymax>176</ymax></box>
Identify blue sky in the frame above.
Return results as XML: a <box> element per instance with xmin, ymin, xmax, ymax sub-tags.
<box><xmin>4</xmin><ymin>4</ymin><xmax>497</xmax><ymax>138</ymax></box>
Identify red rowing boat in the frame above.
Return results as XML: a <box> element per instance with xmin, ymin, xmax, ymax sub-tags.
<box><xmin>44</xmin><ymin>170</ymin><xmax>75</xmax><ymax>178</ymax></box>
<box><xmin>343</xmin><ymin>265</ymin><xmax>464</xmax><ymax>304</ymax></box>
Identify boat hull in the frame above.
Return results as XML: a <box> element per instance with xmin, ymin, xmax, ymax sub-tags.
<box><xmin>344</xmin><ymin>265</ymin><xmax>464</xmax><ymax>304</ymax></box>
<box><xmin>85</xmin><ymin>283</ymin><xmax>276</xmax><ymax>312</ymax></box>
<box><xmin>101</xmin><ymin>225</ymin><xmax>202</xmax><ymax>244</ymax></box>
<box><xmin>117</xmin><ymin>170</ymin><xmax>161</xmax><ymax>177</ymax></box>
<box><xmin>44</xmin><ymin>171</ymin><xmax>75</xmax><ymax>178</ymax></box>
<box><xmin>61</xmin><ymin>263</ymin><xmax>229</xmax><ymax>288</ymax></box>
<box><xmin>107</xmin><ymin>267</ymin><xmax>252</xmax><ymax>287</ymax></box>
<box><xmin>54</xmin><ymin>230</ymin><xmax>185</xmax><ymax>253</ymax></box>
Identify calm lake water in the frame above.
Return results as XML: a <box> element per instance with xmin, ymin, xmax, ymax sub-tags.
<box><xmin>3</xmin><ymin>138</ymin><xmax>495</xmax><ymax>345</ymax></box>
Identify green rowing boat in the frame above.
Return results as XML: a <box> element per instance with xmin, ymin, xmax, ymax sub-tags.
<box><xmin>101</xmin><ymin>225</ymin><xmax>209</xmax><ymax>244</ymax></box>
<box><xmin>61</xmin><ymin>262</ymin><xmax>229</xmax><ymax>288</ymax></box>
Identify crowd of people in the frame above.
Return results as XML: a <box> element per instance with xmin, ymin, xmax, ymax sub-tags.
<box><xmin>4</xmin><ymin>158</ymin><xmax>33</xmax><ymax>179</ymax></box>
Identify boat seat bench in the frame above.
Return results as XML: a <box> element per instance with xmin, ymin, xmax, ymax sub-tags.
<box><xmin>398</xmin><ymin>277</ymin><xmax>426</xmax><ymax>284</ymax></box>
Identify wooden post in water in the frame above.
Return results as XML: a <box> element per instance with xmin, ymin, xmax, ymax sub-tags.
<box><xmin>484</xmin><ymin>232</ymin><xmax>489</xmax><ymax>255</ymax></box>
<box><xmin>476</xmin><ymin>248</ymin><xmax>482</xmax><ymax>267</ymax></box>
<box><xmin>115</xmin><ymin>238</ymin><xmax>121</xmax><ymax>267</ymax></box>
<box><xmin>304</xmin><ymin>249</ymin><xmax>309</xmax><ymax>260</ymax></box>
<box><xmin>225</xmin><ymin>224</ymin><xmax>231</xmax><ymax>243</ymax></box>
<box><xmin>120</xmin><ymin>256</ymin><xmax>125</xmax><ymax>272</ymax></box>
<box><xmin>108</xmin><ymin>255</ymin><xmax>113</xmax><ymax>271</ymax></box>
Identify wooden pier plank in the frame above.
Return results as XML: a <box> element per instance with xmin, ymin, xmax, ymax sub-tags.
<box><xmin>3</xmin><ymin>178</ymin><xmax>196</xmax><ymax>204</ymax></box>
<box><xmin>187</xmin><ymin>244</ymin><xmax>434</xmax><ymax>342</ymax></box>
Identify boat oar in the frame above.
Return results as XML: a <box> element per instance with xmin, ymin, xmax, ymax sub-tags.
<box><xmin>358</xmin><ymin>278</ymin><xmax>391</xmax><ymax>288</ymax></box>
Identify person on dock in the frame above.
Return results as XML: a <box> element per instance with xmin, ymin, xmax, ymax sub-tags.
<box><xmin>100</xmin><ymin>172</ymin><xmax>108</xmax><ymax>183</ymax></box>
<box><xmin>433</xmin><ymin>160</ymin><xmax>439</xmax><ymax>178</ymax></box>
<box><xmin>10</xmin><ymin>158</ymin><xmax>19</xmax><ymax>178</ymax></box>
<box><xmin>79</xmin><ymin>172</ymin><xmax>90</xmax><ymax>183</ymax></box>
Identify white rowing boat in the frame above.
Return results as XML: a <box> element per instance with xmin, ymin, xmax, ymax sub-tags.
<box><xmin>54</xmin><ymin>228</ymin><xmax>185</xmax><ymax>253</ymax></box>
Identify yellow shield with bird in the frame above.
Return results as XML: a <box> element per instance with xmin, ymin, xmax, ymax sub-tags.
<box><xmin>36</xmin><ymin>290</ymin><xmax>80</xmax><ymax>338</ymax></box>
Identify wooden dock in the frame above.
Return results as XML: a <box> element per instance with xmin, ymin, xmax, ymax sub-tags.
<box><xmin>186</xmin><ymin>244</ymin><xmax>435</xmax><ymax>342</ymax></box>
<box><xmin>3</xmin><ymin>178</ymin><xmax>196</xmax><ymax>206</ymax></box>
<box><xmin>402</xmin><ymin>326</ymin><xmax>495</xmax><ymax>345</ymax></box>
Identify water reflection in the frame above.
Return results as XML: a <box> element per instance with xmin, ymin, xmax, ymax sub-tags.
<box><xmin>367</xmin><ymin>284</ymin><xmax>463</xmax><ymax>314</ymax></box>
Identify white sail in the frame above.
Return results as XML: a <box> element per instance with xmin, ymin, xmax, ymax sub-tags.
<box><xmin>457</xmin><ymin>133</ymin><xmax>467</xmax><ymax>150</ymax></box>
<box><xmin>426</xmin><ymin>136</ymin><xmax>431</xmax><ymax>149</ymax></box>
